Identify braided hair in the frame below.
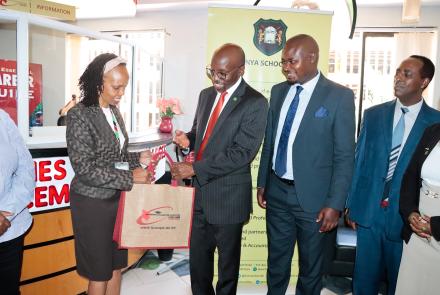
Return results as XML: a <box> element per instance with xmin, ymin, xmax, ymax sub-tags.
<box><xmin>78</xmin><ymin>53</ymin><xmax>117</xmax><ymax>107</ymax></box>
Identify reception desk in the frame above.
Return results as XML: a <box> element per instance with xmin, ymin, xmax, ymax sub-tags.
<box><xmin>20</xmin><ymin>131</ymin><xmax>173</xmax><ymax>294</ymax></box>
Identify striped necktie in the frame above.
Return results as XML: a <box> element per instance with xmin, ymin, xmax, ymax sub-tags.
<box><xmin>382</xmin><ymin>107</ymin><xmax>409</xmax><ymax>204</ymax></box>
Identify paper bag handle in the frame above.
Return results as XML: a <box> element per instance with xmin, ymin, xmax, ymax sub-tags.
<box><xmin>147</xmin><ymin>148</ymin><xmax>178</xmax><ymax>187</ymax></box>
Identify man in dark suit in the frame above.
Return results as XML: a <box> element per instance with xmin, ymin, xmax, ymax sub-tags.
<box><xmin>346</xmin><ymin>55</ymin><xmax>440</xmax><ymax>295</ymax></box>
<box><xmin>171</xmin><ymin>43</ymin><xmax>268</xmax><ymax>295</ymax></box>
<box><xmin>257</xmin><ymin>34</ymin><xmax>355</xmax><ymax>295</ymax></box>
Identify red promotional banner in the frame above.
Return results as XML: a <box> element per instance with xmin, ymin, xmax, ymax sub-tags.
<box><xmin>0</xmin><ymin>59</ymin><xmax>43</xmax><ymax>126</ymax></box>
<box><xmin>30</xmin><ymin>156</ymin><xmax>74</xmax><ymax>213</ymax></box>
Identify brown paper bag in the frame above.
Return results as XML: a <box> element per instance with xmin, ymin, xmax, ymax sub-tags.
<box><xmin>113</xmin><ymin>183</ymin><xmax>194</xmax><ymax>249</ymax></box>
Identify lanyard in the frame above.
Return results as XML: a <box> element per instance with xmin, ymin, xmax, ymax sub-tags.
<box><xmin>110</xmin><ymin>109</ymin><xmax>120</xmax><ymax>144</ymax></box>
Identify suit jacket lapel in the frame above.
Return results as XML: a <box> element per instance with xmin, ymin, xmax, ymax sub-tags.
<box><xmin>111</xmin><ymin>105</ymin><xmax>129</xmax><ymax>150</ymax></box>
<box><xmin>382</xmin><ymin>100</ymin><xmax>395</xmax><ymax>157</ymax></box>
<box><xmin>91</xmin><ymin>105</ymin><xmax>120</xmax><ymax>149</ymax></box>
<box><xmin>210</xmin><ymin>80</ymin><xmax>246</xmax><ymax>138</ymax></box>
<box><xmin>197</xmin><ymin>81</ymin><xmax>247</xmax><ymax>151</ymax></box>
<box><xmin>420</xmin><ymin>125</ymin><xmax>440</xmax><ymax>162</ymax></box>
<box><xmin>195</xmin><ymin>88</ymin><xmax>217</xmax><ymax>153</ymax></box>
<box><xmin>294</xmin><ymin>75</ymin><xmax>326</xmax><ymax>141</ymax></box>
<box><xmin>396</xmin><ymin>101</ymin><xmax>430</xmax><ymax>170</ymax></box>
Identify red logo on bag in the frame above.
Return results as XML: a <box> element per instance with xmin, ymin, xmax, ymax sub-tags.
<box><xmin>136</xmin><ymin>206</ymin><xmax>180</xmax><ymax>225</ymax></box>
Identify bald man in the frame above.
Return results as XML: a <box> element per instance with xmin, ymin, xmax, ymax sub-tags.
<box><xmin>172</xmin><ymin>43</ymin><xmax>268</xmax><ymax>295</ymax></box>
<box><xmin>257</xmin><ymin>34</ymin><xmax>355</xmax><ymax>294</ymax></box>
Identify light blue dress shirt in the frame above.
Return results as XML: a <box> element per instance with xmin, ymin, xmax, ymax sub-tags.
<box><xmin>0</xmin><ymin>109</ymin><xmax>35</xmax><ymax>243</ymax></box>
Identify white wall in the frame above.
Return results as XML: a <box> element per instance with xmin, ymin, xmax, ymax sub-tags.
<box><xmin>76</xmin><ymin>7</ymin><xmax>209</xmax><ymax>131</ymax></box>
<box><xmin>75</xmin><ymin>3</ymin><xmax>440</xmax><ymax>132</ymax></box>
<box><xmin>357</xmin><ymin>5</ymin><xmax>440</xmax><ymax>109</ymax></box>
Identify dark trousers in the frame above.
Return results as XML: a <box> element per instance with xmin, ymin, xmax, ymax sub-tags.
<box><xmin>189</xmin><ymin>206</ymin><xmax>244</xmax><ymax>295</ymax></box>
<box><xmin>353</xmin><ymin>208</ymin><xmax>402</xmax><ymax>295</ymax></box>
<box><xmin>266</xmin><ymin>173</ymin><xmax>324</xmax><ymax>295</ymax></box>
<box><xmin>0</xmin><ymin>234</ymin><xmax>25</xmax><ymax>295</ymax></box>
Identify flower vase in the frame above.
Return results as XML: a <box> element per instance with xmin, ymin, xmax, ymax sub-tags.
<box><xmin>159</xmin><ymin>116</ymin><xmax>173</xmax><ymax>133</ymax></box>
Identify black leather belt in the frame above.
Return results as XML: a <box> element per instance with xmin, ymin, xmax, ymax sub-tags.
<box><xmin>272</xmin><ymin>170</ymin><xmax>295</xmax><ymax>185</ymax></box>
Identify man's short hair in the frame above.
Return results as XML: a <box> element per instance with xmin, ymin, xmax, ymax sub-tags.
<box><xmin>410</xmin><ymin>55</ymin><xmax>435</xmax><ymax>80</ymax></box>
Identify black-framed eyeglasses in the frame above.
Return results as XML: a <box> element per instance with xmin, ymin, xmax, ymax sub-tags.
<box><xmin>205</xmin><ymin>64</ymin><xmax>244</xmax><ymax>80</ymax></box>
<box><xmin>280</xmin><ymin>59</ymin><xmax>296</xmax><ymax>66</ymax></box>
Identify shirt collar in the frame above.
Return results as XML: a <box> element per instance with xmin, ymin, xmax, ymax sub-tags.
<box><xmin>294</xmin><ymin>71</ymin><xmax>320</xmax><ymax>94</ymax></box>
<box><xmin>218</xmin><ymin>76</ymin><xmax>242</xmax><ymax>97</ymax></box>
<box><xmin>395</xmin><ymin>97</ymin><xmax>423</xmax><ymax>114</ymax></box>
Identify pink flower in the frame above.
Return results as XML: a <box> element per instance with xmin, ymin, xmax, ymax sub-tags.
<box><xmin>171</xmin><ymin>100</ymin><xmax>182</xmax><ymax>115</ymax></box>
<box><xmin>156</xmin><ymin>97</ymin><xmax>183</xmax><ymax>118</ymax></box>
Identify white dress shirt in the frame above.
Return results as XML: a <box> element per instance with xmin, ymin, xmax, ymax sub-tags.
<box><xmin>393</xmin><ymin>98</ymin><xmax>423</xmax><ymax>162</ymax></box>
<box><xmin>272</xmin><ymin>72</ymin><xmax>320</xmax><ymax>180</ymax></box>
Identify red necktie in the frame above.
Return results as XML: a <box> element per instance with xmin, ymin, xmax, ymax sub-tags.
<box><xmin>196</xmin><ymin>91</ymin><xmax>228</xmax><ymax>161</ymax></box>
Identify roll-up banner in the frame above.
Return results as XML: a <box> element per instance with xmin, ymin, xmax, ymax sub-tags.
<box><xmin>207</xmin><ymin>5</ymin><xmax>332</xmax><ymax>286</ymax></box>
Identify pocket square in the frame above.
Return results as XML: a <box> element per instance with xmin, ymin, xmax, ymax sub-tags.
<box><xmin>314</xmin><ymin>106</ymin><xmax>329</xmax><ymax>118</ymax></box>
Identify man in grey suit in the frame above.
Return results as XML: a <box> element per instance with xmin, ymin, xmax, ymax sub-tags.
<box><xmin>172</xmin><ymin>43</ymin><xmax>268</xmax><ymax>295</ymax></box>
<box><xmin>257</xmin><ymin>34</ymin><xmax>355</xmax><ymax>295</ymax></box>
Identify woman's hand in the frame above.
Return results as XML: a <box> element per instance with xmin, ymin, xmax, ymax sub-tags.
<box><xmin>173</xmin><ymin>130</ymin><xmax>190</xmax><ymax>149</ymax></box>
<box><xmin>132</xmin><ymin>167</ymin><xmax>154</xmax><ymax>184</ymax></box>
<box><xmin>139</xmin><ymin>150</ymin><xmax>152</xmax><ymax>167</ymax></box>
<box><xmin>409</xmin><ymin>212</ymin><xmax>432</xmax><ymax>239</ymax></box>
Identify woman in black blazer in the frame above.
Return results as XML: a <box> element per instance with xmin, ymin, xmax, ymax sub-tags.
<box><xmin>396</xmin><ymin>122</ymin><xmax>440</xmax><ymax>294</ymax></box>
<box><xmin>66</xmin><ymin>53</ymin><xmax>152</xmax><ymax>295</ymax></box>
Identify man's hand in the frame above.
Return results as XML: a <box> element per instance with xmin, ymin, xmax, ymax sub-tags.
<box><xmin>139</xmin><ymin>150</ymin><xmax>152</xmax><ymax>167</ymax></box>
<box><xmin>174</xmin><ymin>130</ymin><xmax>190</xmax><ymax>149</ymax></box>
<box><xmin>409</xmin><ymin>212</ymin><xmax>432</xmax><ymax>239</ymax></box>
<box><xmin>257</xmin><ymin>188</ymin><xmax>267</xmax><ymax>209</ymax></box>
<box><xmin>0</xmin><ymin>211</ymin><xmax>12</xmax><ymax>237</ymax></box>
<box><xmin>132</xmin><ymin>167</ymin><xmax>153</xmax><ymax>184</ymax></box>
<box><xmin>171</xmin><ymin>162</ymin><xmax>195</xmax><ymax>180</ymax></box>
<box><xmin>316</xmin><ymin>207</ymin><xmax>340</xmax><ymax>233</ymax></box>
<box><xmin>344</xmin><ymin>208</ymin><xmax>357</xmax><ymax>230</ymax></box>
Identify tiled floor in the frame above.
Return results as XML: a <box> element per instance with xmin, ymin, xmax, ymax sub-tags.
<box><xmin>121</xmin><ymin>250</ymin><xmax>353</xmax><ymax>295</ymax></box>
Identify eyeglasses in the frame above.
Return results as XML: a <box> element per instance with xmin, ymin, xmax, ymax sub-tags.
<box><xmin>280</xmin><ymin>59</ymin><xmax>296</xmax><ymax>66</ymax></box>
<box><xmin>206</xmin><ymin>65</ymin><xmax>244</xmax><ymax>80</ymax></box>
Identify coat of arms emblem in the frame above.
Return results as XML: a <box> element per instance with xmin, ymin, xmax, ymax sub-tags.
<box><xmin>253</xmin><ymin>18</ymin><xmax>287</xmax><ymax>56</ymax></box>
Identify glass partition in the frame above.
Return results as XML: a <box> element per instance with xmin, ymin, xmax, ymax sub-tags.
<box><xmin>29</xmin><ymin>25</ymin><xmax>134</xmax><ymax>131</ymax></box>
<box><xmin>0</xmin><ymin>10</ymin><xmax>136</xmax><ymax>143</ymax></box>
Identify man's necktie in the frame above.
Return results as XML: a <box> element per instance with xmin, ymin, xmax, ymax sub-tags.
<box><xmin>274</xmin><ymin>85</ymin><xmax>303</xmax><ymax>177</ymax></box>
<box><xmin>196</xmin><ymin>91</ymin><xmax>228</xmax><ymax>161</ymax></box>
<box><xmin>382</xmin><ymin>107</ymin><xmax>409</xmax><ymax>205</ymax></box>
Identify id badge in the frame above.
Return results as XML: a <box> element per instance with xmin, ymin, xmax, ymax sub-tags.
<box><xmin>115</xmin><ymin>161</ymin><xmax>129</xmax><ymax>171</ymax></box>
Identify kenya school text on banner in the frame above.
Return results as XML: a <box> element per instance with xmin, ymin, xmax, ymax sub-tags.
<box><xmin>207</xmin><ymin>5</ymin><xmax>332</xmax><ymax>287</ymax></box>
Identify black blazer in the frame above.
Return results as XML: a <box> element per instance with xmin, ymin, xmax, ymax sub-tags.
<box><xmin>400</xmin><ymin>123</ymin><xmax>440</xmax><ymax>242</ymax></box>
<box><xmin>187</xmin><ymin>80</ymin><xmax>268</xmax><ymax>224</ymax></box>
<box><xmin>66</xmin><ymin>103</ymin><xmax>140</xmax><ymax>199</ymax></box>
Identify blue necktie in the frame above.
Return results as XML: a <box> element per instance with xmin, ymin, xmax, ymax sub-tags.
<box><xmin>382</xmin><ymin>107</ymin><xmax>408</xmax><ymax>202</ymax></box>
<box><xmin>274</xmin><ymin>85</ymin><xmax>303</xmax><ymax>177</ymax></box>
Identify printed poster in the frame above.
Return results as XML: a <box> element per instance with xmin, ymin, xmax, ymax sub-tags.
<box><xmin>0</xmin><ymin>59</ymin><xmax>43</xmax><ymax>127</ymax></box>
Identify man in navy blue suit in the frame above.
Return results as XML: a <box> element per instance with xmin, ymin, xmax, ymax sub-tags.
<box><xmin>257</xmin><ymin>34</ymin><xmax>355</xmax><ymax>295</ymax></box>
<box><xmin>346</xmin><ymin>55</ymin><xmax>440</xmax><ymax>295</ymax></box>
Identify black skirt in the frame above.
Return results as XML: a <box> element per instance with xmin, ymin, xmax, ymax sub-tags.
<box><xmin>70</xmin><ymin>191</ymin><xmax>127</xmax><ymax>281</ymax></box>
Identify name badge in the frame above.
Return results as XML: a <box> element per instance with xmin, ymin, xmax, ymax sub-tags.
<box><xmin>115</xmin><ymin>162</ymin><xmax>129</xmax><ymax>171</ymax></box>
